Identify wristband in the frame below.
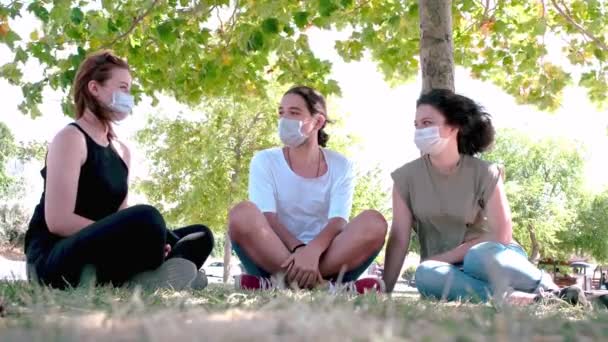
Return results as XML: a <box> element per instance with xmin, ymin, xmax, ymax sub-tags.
<box><xmin>291</xmin><ymin>243</ymin><xmax>306</xmax><ymax>253</ymax></box>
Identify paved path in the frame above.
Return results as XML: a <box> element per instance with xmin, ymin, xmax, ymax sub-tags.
<box><xmin>0</xmin><ymin>256</ymin><xmax>27</xmax><ymax>281</ymax></box>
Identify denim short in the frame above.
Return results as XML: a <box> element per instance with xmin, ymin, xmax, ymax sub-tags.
<box><xmin>232</xmin><ymin>242</ymin><xmax>380</xmax><ymax>282</ymax></box>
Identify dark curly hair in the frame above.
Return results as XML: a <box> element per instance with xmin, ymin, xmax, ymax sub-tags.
<box><xmin>284</xmin><ymin>86</ymin><xmax>331</xmax><ymax>147</ymax></box>
<box><xmin>417</xmin><ymin>89</ymin><xmax>495</xmax><ymax>155</ymax></box>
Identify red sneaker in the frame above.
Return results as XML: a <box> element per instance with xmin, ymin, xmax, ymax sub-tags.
<box><xmin>234</xmin><ymin>274</ymin><xmax>275</xmax><ymax>291</ymax></box>
<box><xmin>330</xmin><ymin>277</ymin><xmax>385</xmax><ymax>294</ymax></box>
<box><xmin>353</xmin><ymin>277</ymin><xmax>385</xmax><ymax>294</ymax></box>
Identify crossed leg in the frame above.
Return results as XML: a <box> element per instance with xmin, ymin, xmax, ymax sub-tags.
<box><xmin>228</xmin><ymin>201</ymin><xmax>387</xmax><ymax>281</ymax></box>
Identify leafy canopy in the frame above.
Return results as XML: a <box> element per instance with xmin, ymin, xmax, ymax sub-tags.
<box><xmin>483</xmin><ymin>129</ymin><xmax>586</xmax><ymax>259</ymax></box>
<box><xmin>1</xmin><ymin>0</ymin><xmax>608</xmax><ymax>118</ymax></box>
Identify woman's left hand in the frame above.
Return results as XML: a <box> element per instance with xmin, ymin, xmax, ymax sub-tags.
<box><xmin>164</xmin><ymin>244</ymin><xmax>172</xmax><ymax>258</ymax></box>
<box><xmin>281</xmin><ymin>246</ymin><xmax>323</xmax><ymax>289</ymax></box>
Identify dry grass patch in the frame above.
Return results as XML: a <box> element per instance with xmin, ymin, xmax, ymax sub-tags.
<box><xmin>0</xmin><ymin>282</ymin><xmax>607</xmax><ymax>341</ymax></box>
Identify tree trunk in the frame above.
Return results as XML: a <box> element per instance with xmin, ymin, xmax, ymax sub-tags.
<box><xmin>221</xmin><ymin>110</ymin><xmax>263</xmax><ymax>283</ymax></box>
<box><xmin>222</xmin><ymin>233</ymin><xmax>232</xmax><ymax>283</ymax></box>
<box><xmin>223</xmin><ymin>118</ymin><xmax>245</xmax><ymax>283</ymax></box>
<box><xmin>222</xmin><ymin>178</ymin><xmax>238</xmax><ymax>283</ymax></box>
<box><xmin>527</xmin><ymin>224</ymin><xmax>541</xmax><ymax>262</ymax></box>
<box><xmin>419</xmin><ymin>0</ymin><xmax>455</xmax><ymax>93</ymax></box>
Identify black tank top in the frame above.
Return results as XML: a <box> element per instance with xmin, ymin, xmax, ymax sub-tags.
<box><xmin>24</xmin><ymin>123</ymin><xmax>129</xmax><ymax>262</ymax></box>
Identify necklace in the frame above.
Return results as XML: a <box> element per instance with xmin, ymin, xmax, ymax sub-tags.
<box><xmin>287</xmin><ymin>147</ymin><xmax>322</xmax><ymax>177</ymax></box>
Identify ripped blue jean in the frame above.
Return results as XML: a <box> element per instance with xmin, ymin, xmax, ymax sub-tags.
<box><xmin>415</xmin><ymin>242</ymin><xmax>552</xmax><ymax>302</ymax></box>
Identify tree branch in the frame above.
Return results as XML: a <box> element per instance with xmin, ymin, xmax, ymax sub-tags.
<box><xmin>228</xmin><ymin>0</ymin><xmax>241</xmax><ymax>28</ymax></box>
<box><xmin>177</xmin><ymin>0</ymin><xmax>206</xmax><ymax>16</ymax></box>
<box><xmin>241</xmin><ymin>111</ymin><xmax>264</xmax><ymax>149</ymax></box>
<box><xmin>482</xmin><ymin>0</ymin><xmax>490</xmax><ymax>20</ymax></box>
<box><xmin>550</xmin><ymin>0</ymin><xmax>608</xmax><ymax>51</ymax></box>
<box><xmin>344</xmin><ymin>0</ymin><xmax>372</xmax><ymax>16</ymax></box>
<box><xmin>539</xmin><ymin>0</ymin><xmax>546</xmax><ymax>18</ymax></box>
<box><xmin>4</xmin><ymin>0</ymin><xmax>18</xmax><ymax>10</ymax></box>
<box><xmin>103</xmin><ymin>0</ymin><xmax>162</xmax><ymax>49</ymax></box>
<box><xmin>216</xmin><ymin>6</ymin><xmax>225</xmax><ymax>33</ymax></box>
<box><xmin>461</xmin><ymin>0</ymin><xmax>497</xmax><ymax>35</ymax></box>
<box><xmin>223</xmin><ymin>0</ymin><xmax>241</xmax><ymax>46</ymax></box>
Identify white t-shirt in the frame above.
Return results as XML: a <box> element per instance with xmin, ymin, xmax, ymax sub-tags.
<box><xmin>248</xmin><ymin>147</ymin><xmax>355</xmax><ymax>243</ymax></box>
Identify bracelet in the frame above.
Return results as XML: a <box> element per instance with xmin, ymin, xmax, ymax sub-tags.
<box><xmin>291</xmin><ymin>243</ymin><xmax>306</xmax><ymax>253</ymax></box>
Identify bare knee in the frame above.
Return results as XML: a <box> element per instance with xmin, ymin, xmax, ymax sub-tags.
<box><xmin>228</xmin><ymin>201</ymin><xmax>260</xmax><ymax>241</ymax></box>
<box><xmin>357</xmin><ymin>209</ymin><xmax>388</xmax><ymax>249</ymax></box>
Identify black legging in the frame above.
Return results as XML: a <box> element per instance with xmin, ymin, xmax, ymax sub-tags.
<box><xmin>31</xmin><ymin>204</ymin><xmax>214</xmax><ymax>288</ymax></box>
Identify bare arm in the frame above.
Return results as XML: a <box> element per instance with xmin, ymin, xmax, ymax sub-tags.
<box><xmin>428</xmin><ymin>177</ymin><xmax>513</xmax><ymax>264</ymax></box>
<box><xmin>485</xmin><ymin>176</ymin><xmax>513</xmax><ymax>244</ymax></box>
<box><xmin>264</xmin><ymin>212</ymin><xmax>304</xmax><ymax>252</ymax></box>
<box><xmin>44</xmin><ymin>127</ymin><xmax>95</xmax><ymax>236</ymax></box>
<box><xmin>306</xmin><ymin>217</ymin><xmax>345</xmax><ymax>255</ymax></box>
<box><xmin>427</xmin><ymin>238</ymin><xmax>486</xmax><ymax>264</ymax></box>
<box><xmin>383</xmin><ymin>186</ymin><xmax>413</xmax><ymax>293</ymax></box>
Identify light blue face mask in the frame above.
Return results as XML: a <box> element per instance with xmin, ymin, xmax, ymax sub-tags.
<box><xmin>108</xmin><ymin>91</ymin><xmax>134</xmax><ymax>114</ymax></box>
<box><xmin>278</xmin><ymin>117</ymin><xmax>309</xmax><ymax>147</ymax></box>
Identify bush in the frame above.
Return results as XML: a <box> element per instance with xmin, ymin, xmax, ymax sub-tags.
<box><xmin>0</xmin><ymin>204</ymin><xmax>29</xmax><ymax>247</ymax></box>
<box><xmin>401</xmin><ymin>265</ymin><xmax>417</xmax><ymax>281</ymax></box>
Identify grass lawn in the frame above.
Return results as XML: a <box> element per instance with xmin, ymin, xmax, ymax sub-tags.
<box><xmin>1</xmin><ymin>281</ymin><xmax>608</xmax><ymax>341</ymax></box>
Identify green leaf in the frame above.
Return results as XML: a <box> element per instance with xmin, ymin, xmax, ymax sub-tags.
<box><xmin>201</xmin><ymin>60</ymin><xmax>219</xmax><ymax>80</ymax></box>
<box><xmin>129</xmin><ymin>34</ymin><xmax>141</xmax><ymax>48</ymax></box>
<box><xmin>293</xmin><ymin>11</ymin><xmax>309</xmax><ymax>29</ymax></box>
<box><xmin>101</xmin><ymin>0</ymin><xmax>114</xmax><ymax>10</ymax></box>
<box><xmin>70</xmin><ymin>7</ymin><xmax>84</xmax><ymax>25</ymax></box>
<box><xmin>0</xmin><ymin>1</ymin><xmax>23</xmax><ymax>18</ymax></box>
<box><xmin>261</xmin><ymin>18</ymin><xmax>280</xmax><ymax>34</ymax></box>
<box><xmin>198</xmin><ymin>28</ymin><xmax>211</xmax><ymax>44</ymax></box>
<box><xmin>107</xmin><ymin>18</ymin><xmax>119</xmax><ymax>33</ymax></box>
<box><xmin>157</xmin><ymin>21</ymin><xmax>177</xmax><ymax>44</ymax></box>
<box><xmin>59</xmin><ymin>68</ymin><xmax>76</xmax><ymax>88</ymax></box>
<box><xmin>593</xmin><ymin>48</ymin><xmax>605</xmax><ymax>60</ymax></box>
<box><xmin>0</xmin><ymin>62</ymin><xmax>23</xmax><ymax>85</ymax></box>
<box><xmin>0</xmin><ymin>29</ymin><xmax>21</xmax><ymax>48</ymax></box>
<box><xmin>533</xmin><ymin>21</ymin><xmax>546</xmax><ymax>36</ymax></box>
<box><xmin>340</xmin><ymin>0</ymin><xmax>353</xmax><ymax>8</ymax></box>
<box><xmin>319</xmin><ymin>0</ymin><xmax>339</xmax><ymax>17</ymax></box>
<box><xmin>61</xmin><ymin>98</ymin><xmax>75</xmax><ymax>117</ymax></box>
<box><xmin>493</xmin><ymin>20</ymin><xmax>507</xmax><ymax>33</ymax></box>
<box><xmin>283</xmin><ymin>25</ymin><xmax>295</xmax><ymax>36</ymax></box>
<box><xmin>13</xmin><ymin>47</ymin><xmax>28</xmax><ymax>63</ymax></box>
<box><xmin>65</xmin><ymin>26</ymin><xmax>82</xmax><ymax>40</ymax></box>
<box><xmin>246</xmin><ymin>29</ymin><xmax>265</xmax><ymax>51</ymax></box>
<box><xmin>27</xmin><ymin>2</ymin><xmax>50</xmax><ymax>23</ymax></box>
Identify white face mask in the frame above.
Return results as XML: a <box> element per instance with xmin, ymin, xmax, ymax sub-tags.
<box><xmin>414</xmin><ymin>126</ymin><xmax>449</xmax><ymax>156</ymax></box>
<box><xmin>108</xmin><ymin>91</ymin><xmax>134</xmax><ymax>115</ymax></box>
<box><xmin>278</xmin><ymin>117</ymin><xmax>309</xmax><ymax>147</ymax></box>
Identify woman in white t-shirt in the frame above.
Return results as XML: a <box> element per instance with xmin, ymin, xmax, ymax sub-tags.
<box><xmin>228</xmin><ymin>86</ymin><xmax>387</xmax><ymax>293</ymax></box>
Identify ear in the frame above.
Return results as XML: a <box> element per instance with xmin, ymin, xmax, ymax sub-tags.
<box><xmin>88</xmin><ymin>80</ymin><xmax>100</xmax><ymax>96</ymax></box>
<box><xmin>447</xmin><ymin>125</ymin><xmax>459</xmax><ymax>138</ymax></box>
<box><xmin>314</xmin><ymin>114</ymin><xmax>326</xmax><ymax>130</ymax></box>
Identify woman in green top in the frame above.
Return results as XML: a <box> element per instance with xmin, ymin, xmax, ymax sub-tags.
<box><xmin>383</xmin><ymin>89</ymin><xmax>559</xmax><ymax>302</ymax></box>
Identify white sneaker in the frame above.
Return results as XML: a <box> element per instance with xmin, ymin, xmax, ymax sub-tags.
<box><xmin>128</xmin><ymin>257</ymin><xmax>197</xmax><ymax>291</ymax></box>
